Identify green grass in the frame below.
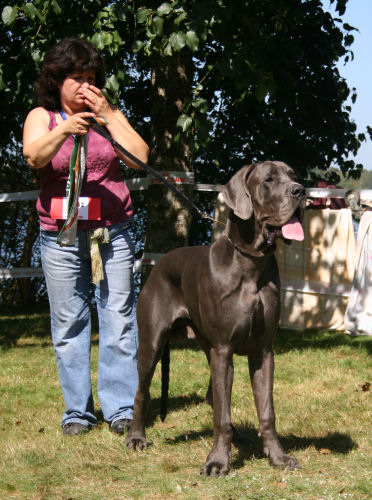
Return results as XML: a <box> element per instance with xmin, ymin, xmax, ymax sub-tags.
<box><xmin>1</xmin><ymin>313</ymin><xmax>371</xmax><ymax>499</ymax></box>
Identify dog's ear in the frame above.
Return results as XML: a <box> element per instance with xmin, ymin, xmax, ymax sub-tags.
<box><xmin>223</xmin><ymin>164</ymin><xmax>255</xmax><ymax>220</ymax></box>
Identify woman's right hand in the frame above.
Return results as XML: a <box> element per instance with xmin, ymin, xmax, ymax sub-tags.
<box><xmin>61</xmin><ymin>112</ymin><xmax>95</xmax><ymax>136</ymax></box>
<box><xmin>23</xmin><ymin>107</ymin><xmax>96</xmax><ymax>169</ymax></box>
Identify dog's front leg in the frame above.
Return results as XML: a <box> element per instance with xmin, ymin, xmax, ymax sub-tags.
<box><xmin>200</xmin><ymin>344</ymin><xmax>234</xmax><ymax>477</ymax></box>
<box><xmin>126</xmin><ymin>346</ymin><xmax>159</xmax><ymax>451</ymax></box>
<box><xmin>248</xmin><ymin>348</ymin><xmax>300</xmax><ymax>469</ymax></box>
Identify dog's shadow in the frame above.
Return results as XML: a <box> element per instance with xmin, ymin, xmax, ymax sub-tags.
<box><xmin>230</xmin><ymin>427</ymin><xmax>357</xmax><ymax>468</ymax></box>
<box><xmin>147</xmin><ymin>392</ymin><xmax>205</xmax><ymax>427</ymax></box>
<box><xmin>167</xmin><ymin>424</ymin><xmax>357</xmax><ymax>469</ymax></box>
<box><xmin>147</xmin><ymin>394</ymin><xmax>356</xmax><ymax>468</ymax></box>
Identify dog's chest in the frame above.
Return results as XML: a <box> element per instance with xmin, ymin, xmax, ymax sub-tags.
<box><xmin>228</xmin><ymin>282</ymin><xmax>280</xmax><ymax>355</ymax></box>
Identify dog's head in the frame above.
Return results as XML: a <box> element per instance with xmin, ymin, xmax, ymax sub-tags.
<box><xmin>223</xmin><ymin>161</ymin><xmax>306</xmax><ymax>250</ymax></box>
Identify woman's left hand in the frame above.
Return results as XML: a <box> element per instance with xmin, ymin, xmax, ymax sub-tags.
<box><xmin>80</xmin><ymin>83</ymin><xmax>112</xmax><ymax>118</ymax></box>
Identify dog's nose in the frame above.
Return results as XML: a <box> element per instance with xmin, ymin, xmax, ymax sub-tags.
<box><xmin>290</xmin><ymin>183</ymin><xmax>306</xmax><ymax>200</ymax></box>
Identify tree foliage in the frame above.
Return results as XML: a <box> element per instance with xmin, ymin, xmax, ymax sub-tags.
<box><xmin>0</xmin><ymin>0</ymin><xmax>368</xmax><ymax>307</ymax></box>
<box><xmin>339</xmin><ymin>169</ymin><xmax>372</xmax><ymax>190</ymax></box>
<box><xmin>1</xmin><ymin>0</ymin><xmax>366</xmax><ymax>175</ymax></box>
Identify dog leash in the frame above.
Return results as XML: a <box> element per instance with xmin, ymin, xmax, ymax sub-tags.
<box><xmin>57</xmin><ymin>114</ymin><xmax>225</xmax><ymax>250</ymax></box>
<box><xmin>87</xmin><ymin>117</ymin><xmax>225</xmax><ymax>226</ymax></box>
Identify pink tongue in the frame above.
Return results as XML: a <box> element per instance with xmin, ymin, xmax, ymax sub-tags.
<box><xmin>282</xmin><ymin>215</ymin><xmax>304</xmax><ymax>241</ymax></box>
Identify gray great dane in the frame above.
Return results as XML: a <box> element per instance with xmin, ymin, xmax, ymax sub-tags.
<box><xmin>126</xmin><ymin>161</ymin><xmax>306</xmax><ymax>476</ymax></box>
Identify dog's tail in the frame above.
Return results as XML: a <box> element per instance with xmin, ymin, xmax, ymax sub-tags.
<box><xmin>160</xmin><ymin>339</ymin><xmax>170</xmax><ymax>422</ymax></box>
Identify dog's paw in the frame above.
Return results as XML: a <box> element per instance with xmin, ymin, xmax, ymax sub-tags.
<box><xmin>125</xmin><ymin>434</ymin><xmax>147</xmax><ymax>451</ymax></box>
<box><xmin>270</xmin><ymin>453</ymin><xmax>300</xmax><ymax>470</ymax></box>
<box><xmin>200</xmin><ymin>460</ymin><xmax>229</xmax><ymax>477</ymax></box>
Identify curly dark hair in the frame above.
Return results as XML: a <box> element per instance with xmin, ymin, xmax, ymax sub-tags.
<box><xmin>35</xmin><ymin>38</ymin><xmax>105</xmax><ymax>111</ymax></box>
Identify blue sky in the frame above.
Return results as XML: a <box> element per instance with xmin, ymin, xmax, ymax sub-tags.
<box><xmin>324</xmin><ymin>0</ymin><xmax>372</xmax><ymax>170</ymax></box>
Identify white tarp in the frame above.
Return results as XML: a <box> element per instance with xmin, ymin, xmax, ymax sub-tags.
<box><xmin>344</xmin><ymin>211</ymin><xmax>372</xmax><ymax>336</ymax></box>
<box><xmin>276</xmin><ymin>209</ymin><xmax>356</xmax><ymax>330</ymax></box>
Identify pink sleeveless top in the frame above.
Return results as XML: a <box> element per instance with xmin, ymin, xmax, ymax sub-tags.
<box><xmin>37</xmin><ymin>111</ymin><xmax>133</xmax><ymax>230</ymax></box>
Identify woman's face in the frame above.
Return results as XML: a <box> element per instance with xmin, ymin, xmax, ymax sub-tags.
<box><xmin>59</xmin><ymin>69</ymin><xmax>96</xmax><ymax>111</ymax></box>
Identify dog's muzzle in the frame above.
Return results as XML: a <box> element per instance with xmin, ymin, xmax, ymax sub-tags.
<box><xmin>290</xmin><ymin>183</ymin><xmax>306</xmax><ymax>201</ymax></box>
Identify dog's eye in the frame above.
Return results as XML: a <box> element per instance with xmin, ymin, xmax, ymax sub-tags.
<box><xmin>265</xmin><ymin>177</ymin><xmax>274</xmax><ymax>183</ymax></box>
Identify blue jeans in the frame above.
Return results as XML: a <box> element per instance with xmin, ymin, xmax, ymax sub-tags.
<box><xmin>40</xmin><ymin>221</ymin><xmax>139</xmax><ymax>428</ymax></box>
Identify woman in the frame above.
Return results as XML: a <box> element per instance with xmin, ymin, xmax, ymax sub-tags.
<box><xmin>23</xmin><ymin>38</ymin><xmax>149</xmax><ymax>436</ymax></box>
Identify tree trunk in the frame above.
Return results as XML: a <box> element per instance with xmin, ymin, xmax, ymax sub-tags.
<box><xmin>142</xmin><ymin>50</ymin><xmax>194</xmax><ymax>282</ymax></box>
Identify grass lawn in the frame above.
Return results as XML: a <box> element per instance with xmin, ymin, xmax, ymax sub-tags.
<box><xmin>0</xmin><ymin>312</ymin><xmax>371</xmax><ymax>499</ymax></box>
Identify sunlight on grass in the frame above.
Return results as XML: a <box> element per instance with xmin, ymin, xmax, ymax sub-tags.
<box><xmin>1</xmin><ymin>314</ymin><xmax>371</xmax><ymax>499</ymax></box>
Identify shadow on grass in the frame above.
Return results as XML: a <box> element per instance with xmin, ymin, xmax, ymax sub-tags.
<box><xmin>160</xmin><ymin>422</ymin><xmax>356</xmax><ymax>470</ymax></box>
<box><xmin>232</xmin><ymin>428</ymin><xmax>357</xmax><ymax>469</ymax></box>
<box><xmin>1</xmin><ymin>311</ymin><xmax>371</xmax><ymax>357</ymax></box>
<box><xmin>230</xmin><ymin>428</ymin><xmax>357</xmax><ymax>470</ymax></box>
<box><xmin>0</xmin><ymin>312</ymin><xmax>51</xmax><ymax>348</ymax></box>
<box><xmin>0</xmin><ymin>309</ymin><xmax>99</xmax><ymax>349</ymax></box>
<box><xmin>145</xmin><ymin>392</ymin><xmax>206</xmax><ymax>427</ymax></box>
<box><xmin>274</xmin><ymin>328</ymin><xmax>372</xmax><ymax>355</ymax></box>
<box><xmin>140</xmin><ymin>390</ymin><xmax>357</xmax><ymax>459</ymax></box>
<box><xmin>168</xmin><ymin>329</ymin><xmax>372</xmax><ymax>355</ymax></box>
